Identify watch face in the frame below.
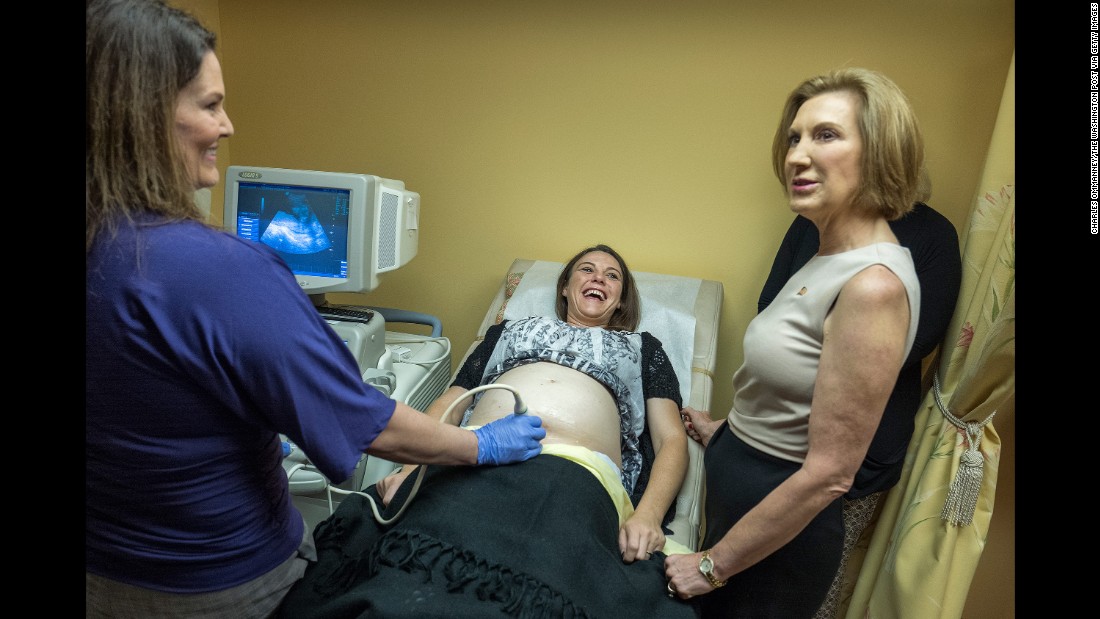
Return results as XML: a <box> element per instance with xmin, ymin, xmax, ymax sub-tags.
<box><xmin>700</xmin><ymin>555</ymin><xmax>714</xmax><ymax>572</ymax></box>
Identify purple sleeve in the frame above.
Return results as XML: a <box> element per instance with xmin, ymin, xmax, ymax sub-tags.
<box><xmin>174</xmin><ymin>237</ymin><xmax>396</xmax><ymax>482</ymax></box>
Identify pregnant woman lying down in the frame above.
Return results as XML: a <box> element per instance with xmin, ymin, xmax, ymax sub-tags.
<box><xmin>275</xmin><ymin>245</ymin><xmax>698</xmax><ymax>618</ymax></box>
<box><xmin>382</xmin><ymin>244</ymin><xmax>688</xmax><ymax>559</ymax></box>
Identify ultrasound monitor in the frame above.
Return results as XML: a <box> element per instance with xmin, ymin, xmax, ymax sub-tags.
<box><xmin>223</xmin><ymin>166</ymin><xmax>420</xmax><ymax>296</ymax></box>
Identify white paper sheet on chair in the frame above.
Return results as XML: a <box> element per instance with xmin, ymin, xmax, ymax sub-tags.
<box><xmin>502</xmin><ymin>260</ymin><xmax>700</xmax><ymax>403</ymax></box>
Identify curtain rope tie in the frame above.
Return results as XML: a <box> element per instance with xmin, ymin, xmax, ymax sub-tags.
<box><xmin>933</xmin><ymin>373</ymin><xmax>997</xmax><ymax>527</ymax></box>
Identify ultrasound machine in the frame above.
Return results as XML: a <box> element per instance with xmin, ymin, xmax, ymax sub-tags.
<box><xmin>223</xmin><ymin>165</ymin><xmax>452</xmax><ymax>528</ymax></box>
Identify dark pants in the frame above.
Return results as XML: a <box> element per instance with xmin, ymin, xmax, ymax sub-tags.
<box><xmin>698</xmin><ymin>424</ymin><xmax>843</xmax><ymax>619</ymax></box>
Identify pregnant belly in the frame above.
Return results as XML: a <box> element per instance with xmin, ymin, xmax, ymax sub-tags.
<box><xmin>468</xmin><ymin>362</ymin><xmax>623</xmax><ymax>467</ymax></box>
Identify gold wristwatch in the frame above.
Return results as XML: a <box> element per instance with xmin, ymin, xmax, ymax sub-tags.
<box><xmin>699</xmin><ymin>550</ymin><xmax>727</xmax><ymax>588</ymax></box>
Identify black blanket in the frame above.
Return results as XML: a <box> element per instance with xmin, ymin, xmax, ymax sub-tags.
<box><xmin>276</xmin><ymin>455</ymin><xmax>699</xmax><ymax>618</ymax></box>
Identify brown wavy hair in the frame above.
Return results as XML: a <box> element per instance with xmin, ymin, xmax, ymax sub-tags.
<box><xmin>554</xmin><ymin>244</ymin><xmax>641</xmax><ymax>332</ymax></box>
<box><xmin>86</xmin><ymin>0</ymin><xmax>218</xmax><ymax>253</ymax></box>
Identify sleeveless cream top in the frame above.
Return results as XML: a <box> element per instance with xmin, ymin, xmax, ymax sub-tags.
<box><xmin>727</xmin><ymin>242</ymin><xmax>920</xmax><ymax>463</ymax></box>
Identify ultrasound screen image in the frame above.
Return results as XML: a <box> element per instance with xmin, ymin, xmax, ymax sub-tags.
<box><xmin>261</xmin><ymin>194</ymin><xmax>333</xmax><ymax>254</ymax></box>
<box><xmin>234</xmin><ymin>182</ymin><xmax>351</xmax><ymax>279</ymax></box>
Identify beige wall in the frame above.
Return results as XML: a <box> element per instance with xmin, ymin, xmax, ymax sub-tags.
<box><xmin>177</xmin><ymin>1</ymin><xmax>1014</xmax><ymax>616</ymax></box>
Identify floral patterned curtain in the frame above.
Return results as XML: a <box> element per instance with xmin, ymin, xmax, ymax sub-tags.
<box><xmin>841</xmin><ymin>52</ymin><xmax>1015</xmax><ymax>618</ymax></box>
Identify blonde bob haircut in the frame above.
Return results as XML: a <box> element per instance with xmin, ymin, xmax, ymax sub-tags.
<box><xmin>771</xmin><ymin>67</ymin><xmax>925</xmax><ymax>221</ymax></box>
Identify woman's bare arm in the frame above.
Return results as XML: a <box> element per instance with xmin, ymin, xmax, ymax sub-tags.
<box><xmin>377</xmin><ymin>385</ymin><xmax>470</xmax><ymax>504</ymax></box>
<box><xmin>620</xmin><ymin>396</ymin><xmax>688</xmax><ymax>562</ymax></box>
<box><xmin>367</xmin><ymin>400</ymin><xmax>478</xmax><ymax>466</ymax></box>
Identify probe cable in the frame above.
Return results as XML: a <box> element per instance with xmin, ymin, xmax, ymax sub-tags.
<box><xmin>327</xmin><ymin>383</ymin><xmax>528</xmax><ymax>525</ymax></box>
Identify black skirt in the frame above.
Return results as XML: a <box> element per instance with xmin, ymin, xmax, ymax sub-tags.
<box><xmin>698</xmin><ymin>424</ymin><xmax>844</xmax><ymax>619</ymax></box>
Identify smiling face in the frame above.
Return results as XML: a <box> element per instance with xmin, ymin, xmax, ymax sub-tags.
<box><xmin>783</xmin><ymin>90</ymin><xmax>863</xmax><ymax>221</ymax></box>
<box><xmin>174</xmin><ymin>51</ymin><xmax>233</xmax><ymax>190</ymax></box>
<box><xmin>561</xmin><ymin>250</ymin><xmax>624</xmax><ymax>328</ymax></box>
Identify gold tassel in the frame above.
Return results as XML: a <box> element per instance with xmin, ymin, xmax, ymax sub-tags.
<box><xmin>933</xmin><ymin>374</ymin><xmax>996</xmax><ymax>527</ymax></box>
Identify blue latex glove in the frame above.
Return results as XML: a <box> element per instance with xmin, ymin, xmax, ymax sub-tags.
<box><xmin>472</xmin><ymin>413</ymin><xmax>546</xmax><ymax>465</ymax></box>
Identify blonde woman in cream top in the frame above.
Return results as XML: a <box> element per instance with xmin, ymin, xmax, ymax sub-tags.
<box><xmin>664</xmin><ymin>68</ymin><xmax>926</xmax><ymax>619</ymax></box>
